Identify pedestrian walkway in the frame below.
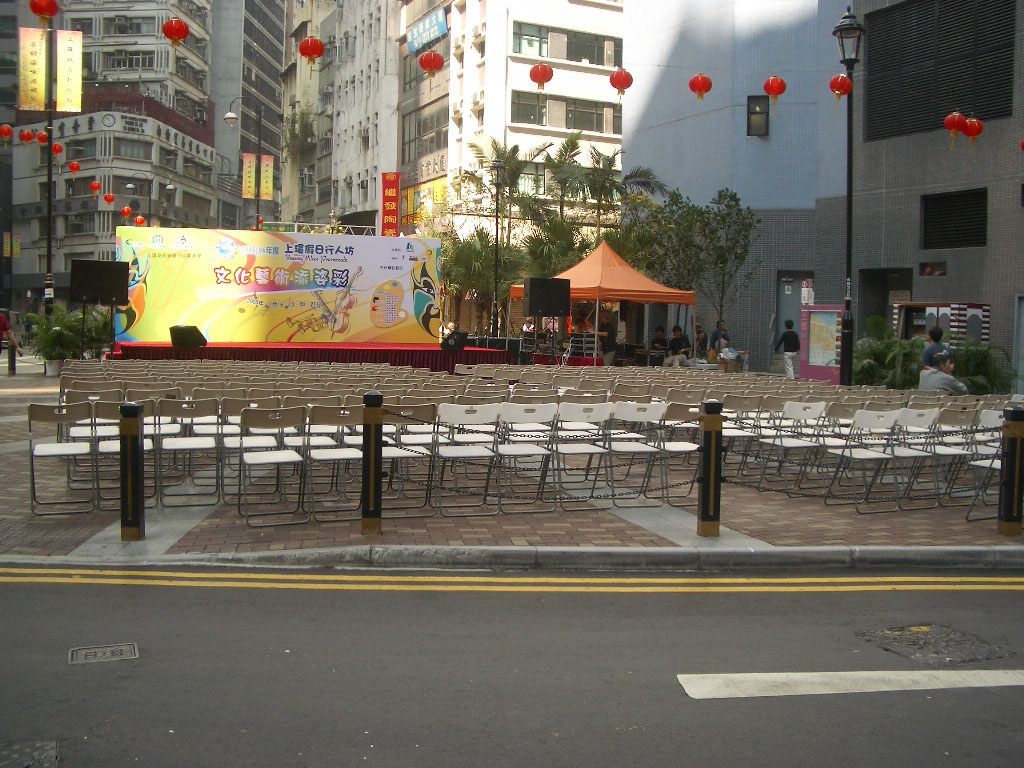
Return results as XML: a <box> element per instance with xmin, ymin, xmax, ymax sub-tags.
<box><xmin>0</xmin><ymin>366</ymin><xmax>1019</xmax><ymax>567</ymax></box>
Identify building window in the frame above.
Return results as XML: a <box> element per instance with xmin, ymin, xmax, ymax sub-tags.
<box><xmin>0</xmin><ymin>15</ymin><xmax>14</xmax><ymax>39</ymax></box>
<box><xmin>102</xmin><ymin>16</ymin><xmax>156</xmax><ymax>36</ymax></box>
<box><xmin>0</xmin><ymin>84</ymin><xmax>14</xmax><ymax>110</ymax></box>
<box><xmin>401</xmin><ymin>99</ymin><xmax>449</xmax><ymax>165</ymax></box>
<box><xmin>64</xmin><ymin>214</ymin><xmax>95</xmax><ymax>236</ymax></box>
<box><xmin>113</xmin><ymin>138</ymin><xmax>152</xmax><ymax>161</ymax></box>
<box><xmin>66</xmin><ymin>138</ymin><xmax>96</xmax><ymax>159</ymax></box>
<box><xmin>103</xmin><ymin>49</ymin><xmax>156</xmax><ymax>70</ymax></box>
<box><xmin>69</xmin><ymin>17</ymin><xmax>93</xmax><ymax>35</ymax></box>
<box><xmin>517</xmin><ymin>162</ymin><xmax>546</xmax><ymax>196</ymax></box>
<box><xmin>511</xmin><ymin>91</ymin><xmax>546</xmax><ymax>125</ymax></box>
<box><xmin>0</xmin><ymin>53</ymin><xmax>14</xmax><ymax>75</ymax></box>
<box><xmin>181</xmin><ymin>191</ymin><xmax>210</xmax><ymax>216</ymax></box>
<box><xmin>921</xmin><ymin>188</ymin><xmax>987</xmax><ymax>249</ymax></box>
<box><xmin>865</xmin><ymin>0</ymin><xmax>1014</xmax><ymax>142</ymax></box>
<box><xmin>612</xmin><ymin>104</ymin><xmax>622</xmax><ymax>134</ymax></box>
<box><xmin>565</xmin><ymin>98</ymin><xmax>604</xmax><ymax>132</ymax></box>
<box><xmin>513</xmin><ymin>23</ymin><xmax>548</xmax><ymax>57</ymax></box>
<box><xmin>747</xmin><ymin>95</ymin><xmax>769</xmax><ymax>137</ymax></box>
<box><xmin>566</xmin><ymin>31</ymin><xmax>607</xmax><ymax>66</ymax></box>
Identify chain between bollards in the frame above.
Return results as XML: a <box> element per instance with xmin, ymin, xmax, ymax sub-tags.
<box><xmin>119</xmin><ymin>402</ymin><xmax>145</xmax><ymax>541</ymax></box>
<box><xmin>696</xmin><ymin>399</ymin><xmax>724</xmax><ymax>537</ymax></box>
<box><xmin>360</xmin><ymin>390</ymin><xmax>384</xmax><ymax>535</ymax></box>
<box><xmin>998</xmin><ymin>407</ymin><xmax>1024</xmax><ymax>537</ymax></box>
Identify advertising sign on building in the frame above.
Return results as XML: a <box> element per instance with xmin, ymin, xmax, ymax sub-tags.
<box><xmin>114</xmin><ymin>228</ymin><xmax>442</xmax><ymax>344</ymax></box>
<box><xmin>402</xmin><ymin>178</ymin><xmax>448</xmax><ymax>228</ymax></box>
<box><xmin>407</xmin><ymin>9</ymin><xmax>448</xmax><ymax>53</ymax></box>
<box><xmin>381</xmin><ymin>173</ymin><xmax>401</xmax><ymax>236</ymax></box>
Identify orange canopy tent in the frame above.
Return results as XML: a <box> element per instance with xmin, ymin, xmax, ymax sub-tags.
<box><xmin>509</xmin><ymin>242</ymin><xmax>695</xmax><ymax>305</ymax></box>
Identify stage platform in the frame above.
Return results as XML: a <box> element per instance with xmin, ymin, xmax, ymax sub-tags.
<box><xmin>113</xmin><ymin>342</ymin><xmax>512</xmax><ymax>374</ymax></box>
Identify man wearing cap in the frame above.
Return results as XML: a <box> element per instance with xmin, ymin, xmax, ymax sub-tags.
<box><xmin>919</xmin><ymin>351</ymin><xmax>968</xmax><ymax>394</ymax></box>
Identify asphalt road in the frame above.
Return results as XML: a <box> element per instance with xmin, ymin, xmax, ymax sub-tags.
<box><xmin>2</xmin><ymin>567</ymin><xmax>1023</xmax><ymax>767</ymax></box>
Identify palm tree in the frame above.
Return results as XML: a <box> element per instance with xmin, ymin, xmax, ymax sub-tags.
<box><xmin>523</xmin><ymin>210</ymin><xmax>592</xmax><ymax>278</ymax></box>
<box><xmin>582</xmin><ymin>147</ymin><xmax>667</xmax><ymax>236</ymax></box>
<box><xmin>543</xmin><ymin>132</ymin><xmax>586</xmax><ymax>224</ymax></box>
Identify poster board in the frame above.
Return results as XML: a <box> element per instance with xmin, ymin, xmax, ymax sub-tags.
<box><xmin>799</xmin><ymin>305</ymin><xmax>842</xmax><ymax>384</ymax></box>
<box><xmin>114</xmin><ymin>228</ymin><xmax>441</xmax><ymax>344</ymax></box>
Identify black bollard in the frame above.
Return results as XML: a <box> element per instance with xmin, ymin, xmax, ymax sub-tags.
<box><xmin>6</xmin><ymin>341</ymin><xmax>14</xmax><ymax>376</ymax></box>
<box><xmin>696</xmin><ymin>399</ymin><xmax>724</xmax><ymax>537</ymax></box>
<box><xmin>360</xmin><ymin>390</ymin><xmax>384</xmax><ymax>535</ymax></box>
<box><xmin>998</xmin><ymin>407</ymin><xmax>1024</xmax><ymax>537</ymax></box>
<box><xmin>119</xmin><ymin>402</ymin><xmax>145</xmax><ymax>541</ymax></box>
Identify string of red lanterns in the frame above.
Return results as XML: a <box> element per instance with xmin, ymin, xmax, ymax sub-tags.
<box><xmin>36</xmin><ymin>130</ymin><xmax>48</xmax><ymax>144</ymax></box>
<box><xmin>688</xmin><ymin>73</ymin><xmax>712</xmax><ymax>100</ymax></box>
<box><xmin>962</xmin><ymin>117</ymin><xmax>983</xmax><ymax>152</ymax></box>
<box><xmin>134</xmin><ymin>215</ymin><xmax>146</xmax><ymax>227</ymax></box>
<box><xmin>19</xmin><ymin>129</ymin><xmax>34</xmax><ymax>145</ymax></box>
<box><xmin>120</xmin><ymin>206</ymin><xmax>133</xmax><ymax>222</ymax></box>
<box><xmin>51</xmin><ymin>142</ymin><xmax>63</xmax><ymax>156</ymax></box>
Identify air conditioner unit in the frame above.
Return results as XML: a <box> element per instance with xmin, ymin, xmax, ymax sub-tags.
<box><xmin>321</xmin><ymin>84</ymin><xmax>333</xmax><ymax>93</ymax></box>
<box><xmin>471</xmin><ymin>89</ymin><xmax>484</xmax><ymax>106</ymax></box>
<box><xmin>472</xmin><ymin>21</ymin><xmax>486</xmax><ymax>38</ymax></box>
<box><xmin>322</xmin><ymin>130</ymin><xmax>332</xmax><ymax>138</ymax></box>
<box><xmin>453</xmin><ymin>38</ymin><xmax>464</xmax><ymax>54</ymax></box>
<box><xmin>327</xmin><ymin>35</ymin><xmax>336</xmax><ymax>45</ymax></box>
<box><xmin>451</xmin><ymin>99</ymin><xmax>462</xmax><ymax>114</ymax></box>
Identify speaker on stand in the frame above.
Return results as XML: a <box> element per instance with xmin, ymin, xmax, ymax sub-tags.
<box><xmin>441</xmin><ymin>330</ymin><xmax>469</xmax><ymax>353</ymax></box>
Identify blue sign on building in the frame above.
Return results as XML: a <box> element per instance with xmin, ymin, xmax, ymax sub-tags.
<box><xmin>407</xmin><ymin>8</ymin><xmax>448</xmax><ymax>53</ymax></box>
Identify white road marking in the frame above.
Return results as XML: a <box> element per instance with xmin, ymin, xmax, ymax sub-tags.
<box><xmin>677</xmin><ymin>670</ymin><xmax>1024</xmax><ymax>699</ymax></box>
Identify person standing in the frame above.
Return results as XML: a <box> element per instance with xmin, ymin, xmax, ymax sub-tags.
<box><xmin>597</xmin><ymin>309</ymin><xmax>616</xmax><ymax>366</ymax></box>
<box><xmin>694</xmin><ymin>324</ymin><xmax>708</xmax><ymax>358</ymax></box>
<box><xmin>918</xmin><ymin>351</ymin><xmax>968</xmax><ymax>394</ymax></box>
<box><xmin>663</xmin><ymin>325</ymin><xmax>692</xmax><ymax>368</ymax></box>
<box><xmin>775</xmin><ymin>319</ymin><xmax>800</xmax><ymax>379</ymax></box>
<box><xmin>921</xmin><ymin>326</ymin><xmax>952</xmax><ymax>370</ymax></box>
<box><xmin>0</xmin><ymin>312</ymin><xmax>23</xmax><ymax>358</ymax></box>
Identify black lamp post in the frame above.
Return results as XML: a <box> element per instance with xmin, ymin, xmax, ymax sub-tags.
<box><xmin>490</xmin><ymin>158</ymin><xmax>504</xmax><ymax>339</ymax></box>
<box><xmin>124</xmin><ymin>174</ymin><xmax>150</xmax><ymax>222</ymax></box>
<box><xmin>833</xmin><ymin>6</ymin><xmax>865</xmax><ymax>387</ymax></box>
<box><xmin>43</xmin><ymin>15</ymin><xmax>56</xmax><ymax>316</ymax></box>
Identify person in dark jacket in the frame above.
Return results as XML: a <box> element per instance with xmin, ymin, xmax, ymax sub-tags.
<box><xmin>775</xmin><ymin>319</ymin><xmax>800</xmax><ymax>379</ymax></box>
<box><xmin>921</xmin><ymin>326</ymin><xmax>952</xmax><ymax>369</ymax></box>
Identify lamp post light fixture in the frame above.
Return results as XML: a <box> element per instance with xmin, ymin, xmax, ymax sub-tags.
<box><xmin>490</xmin><ymin>158</ymin><xmax>504</xmax><ymax>339</ymax></box>
<box><xmin>223</xmin><ymin>98</ymin><xmax>265</xmax><ymax>225</ymax></box>
<box><xmin>833</xmin><ymin>5</ymin><xmax>865</xmax><ymax>387</ymax></box>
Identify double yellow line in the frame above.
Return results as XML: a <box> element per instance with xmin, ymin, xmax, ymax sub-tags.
<box><xmin>1</xmin><ymin>567</ymin><xmax>1024</xmax><ymax>593</ymax></box>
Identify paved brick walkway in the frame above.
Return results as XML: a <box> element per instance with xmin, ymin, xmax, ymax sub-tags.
<box><xmin>0</xmin><ymin>368</ymin><xmax>1019</xmax><ymax>558</ymax></box>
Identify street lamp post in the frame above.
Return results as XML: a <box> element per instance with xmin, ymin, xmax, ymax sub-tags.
<box><xmin>43</xmin><ymin>15</ymin><xmax>56</xmax><ymax>315</ymax></box>
<box><xmin>833</xmin><ymin>6</ymin><xmax>865</xmax><ymax>387</ymax></box>
<box><xmin>223</xmin><ymin>99</ymin><xmax>264</xmax><ymax>225</ymax></box>
<box><xmin>490</xmin><ymin>158</ymin><xmax>504</xmax><ymax>339</ymax></box>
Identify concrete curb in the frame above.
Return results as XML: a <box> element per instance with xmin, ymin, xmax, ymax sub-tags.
<box><xmin>1</xmin><ymin>544</ymin><xmax>1023</xmax><ymax>571</ymax></box>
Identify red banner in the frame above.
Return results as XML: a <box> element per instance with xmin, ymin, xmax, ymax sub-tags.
<box><xmin>380</xmin><ymin>172</ymin><xmax>400</xmax><ymax>236</ymax></box>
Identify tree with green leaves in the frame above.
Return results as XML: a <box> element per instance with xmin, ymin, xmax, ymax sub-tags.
<box><xmin>543</xmin><ymin>132</ymin><xmax>586</xmax><ymax>224</ymax></box>
<box><xmin>523</xmin><ymin>210</ymin><xmax>593</xmax><ymax>278</ymax></box>
<box><xmin>582</xmin><ymin>147</ymin><xmax>667</xmax><ymax>236</ymax></box>
<box><xmin>692</xmin><ymin>188</ymin><xmax>760</xmax><ymax>327</ymax></box>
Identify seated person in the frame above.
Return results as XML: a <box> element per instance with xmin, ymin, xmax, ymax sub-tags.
<box><xmin>919</xmin><ymin>351</ymin><xmax>968</xmax><ymax>394</ymax></box>
<box><xmin>694</xmin><ymin>325</ymin><xmax>708</xmax><ymax>358</ymax></box>
<box><xmin>663</xmin><ymin>325</ymin><xmax>692</xmax><ymax>368</ymax></box>
<box><xmin>573</xmin><ymin>312</ymin><xmax>594</xmax><ymax>334</ymax></box>
<box><xmin>650</xmin><ymin>326</ymin><xmax>669</xmax><ymax>351</ymax></box>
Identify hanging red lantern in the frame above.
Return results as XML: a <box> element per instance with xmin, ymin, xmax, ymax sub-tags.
<box><xmin>29</xmin><ymin>0</ymin><xmax>59</xmax><ymax>24</ymax></box>
<box><xmin>134</xmin><ymin>215</ymin><xmax>146</xmax><ymax>227</ymax></box>
<box><xmin>609</xmin><ymin>69</ymin><xmax>633</xmax><ymax>103</ymax></box>
<box><xmin>161</xmin><ymin>17</ymin><xmax>189</xmax><ymax>47</ymax></box>
<box><xmin>36</xmin><ymin>131</ymin><xmax>48</xmax><ymax>144</ymax></box>
<box><xmin>418</xmin><ymin>51</ymin><xmax>444</xmax><ymax>79</ymax></box>
<box><xmin>0</xmin><ymin>124</ymin><xmax>11</xmax><ymax>146</ymax></box>
<box><xmin>763</xmin><ymin>75</ymin><xmax>787</xmax><ymax>103</ymax></box>
<box><xmin>943</xmin><ymin>111</ymin><xmax>967</xmax><ymax>149</ymax></box>
<box><xmin>67</xmin><ymin>160</ymin><xmax>80</xmax><ymax>177</ymax></box>
<box><xmin>298</xmin><ymin>36</ymin><xmax>325</xmax><ymax>66</ymax></box>
<box><xmin>103</xmin><ymin>193</ymin><xmax>115</xmax><ymax>204</ymax></box>
<box><xmin>529</xmin><ymin>63</ymin><xmax>553</xmax><ymax>91</ymax></box>
<box><xmin>19</xmin><ymin>129</ymin><xmax>34</xmax><ymax>145</ymax></box>
<box><xmin>120</xmin><ymin>205</ymin><xmax>132</xmax><ymax>221</ymax></box>
<box><xmin>51</xmin><ymin>142</ymin><xmax>63</xmax><ymax>156</ymax></box>
<box><xmin>257</xmin><ymin>216</ymin><xmax>265</xmax><ymax>225</ymax></box>
<box><xmin>688</xmin><ymin>73</ymin><xmax>712</xmax><ymax>101</ymax></box>
<box><xmin>829</xmin><ymin>74</ymin><xmax>851</xmax><ymax>102</ymax></box>
<box><xmin>89</xmin><ymin>180</ymin><xmax>101</xmax><ymax>196</ymax></box>
<box><xmin>962</xmin><ymin>117</ymin><xmax>984</xmax><ymax>153</ymax></box>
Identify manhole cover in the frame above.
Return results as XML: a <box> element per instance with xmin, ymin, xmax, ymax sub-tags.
<box><xmin>857</xmin><ymin>625</ymin><xmax>1012</xmax><ymax>666</ymax></box>
<box><xmin>0</xmin><ymin>741</ymin><xmax>57</xmax><ymax>767</ymax></box>
<box><xmin>68</xmin><ymin>643</ymin><xmax>139</xmax><ymax>664</ymax></box>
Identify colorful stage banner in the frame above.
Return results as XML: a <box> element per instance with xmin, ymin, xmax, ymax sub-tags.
<box><xmin>114</xmin><ymin>228</ymin><xmax>442</xmax><ymax>345</ymax></box>
<box><xmin>55</xmin><ymin>30</ymin><xmax>82</xmax><ymax>112</ymax></box>
<box><xmin>18</xmin><ymin>28</ymin><xmax>46</xmax><ymax>111</ymax></box>
<box><xmin>260</xmin><ymin>154</ymin><xmax>274</xmax><ymax>201</ymax></box>
<box><xmin>241</xmin><ymin>153</ymin><xmax>257</xmax><ymax>199</ymax></box>
<box><xmin>381</xmin><ymin>172</ymin><xmax>400</xmax><ymax>236</ymax></box>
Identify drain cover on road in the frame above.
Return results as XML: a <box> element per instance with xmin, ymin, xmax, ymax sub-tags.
<box><xmin>857</xmin><ymin>625</ymin><xmax>1012</xmax><ymax>666</ymax></box>
<box><xmin>68</xmin><ymin>642</ymin><xmax>139</xmax><ymax>664</ymax></box>
<box><xmin>0</xmin><ymin>741</ymin><xmax>57</xmax><ymax>767</ymax></box>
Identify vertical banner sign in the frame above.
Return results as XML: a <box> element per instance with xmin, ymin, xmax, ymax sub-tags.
<box><xmin>55</xmin><ymin>30</ymin><xmax>83</xmax><ymax>112</ymax></box>
<box><xmin>2</xmin><ymin>233</ymin><xmax>9</xmax><ymax>262</ymax></box>
<box><xmin>18</xmin><ymin>28</ymin><xmax>47</xmax><ymax>111</ymax></box>
<box><xmin>241</xmin><ymin>153</ymin><xmax>257</xmax><ymax>200</ymax></box>
<box><xmin>12</xmin><ymin>233</ymin><xmax>20</xmax><ymax>260</ymax></box>
<box><xmin>259</xmin><ymin>155</ymin><xmax>274</xmax><ymax>201</ymax></box>
<box><xmin>380</xmin><ymin>172</ymin><xmax>400</xmax><ymax>237</ymax></box>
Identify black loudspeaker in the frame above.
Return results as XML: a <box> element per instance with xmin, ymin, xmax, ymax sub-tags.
<box><xmin>440</xmin><ymin>330</ymin><xmax>469</xmax><ymax>353</ymax></box>
<box><xmin>69</xmin><ymin>259</ymin><xmax>130</xmax><ymax>305</ymax></box>
<box><xmin>524</xmin><ymin>277</ymin><xmax>570</xmax><ymax>317</ymax></box>
<box><xmin>169</xmin><ymin>325</ymin><xmax>208</xmax><ymax>348</ymax></box>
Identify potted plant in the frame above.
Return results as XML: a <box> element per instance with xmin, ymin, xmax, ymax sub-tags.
<box><xmin>28</xmin><ymin>304</ymin><xmax>82</xmax><ymax>376</ymax></box>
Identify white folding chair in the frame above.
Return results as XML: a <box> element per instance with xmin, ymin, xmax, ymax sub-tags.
<box><xmin>823</xmin><ymin>409</ymin><xmax>901</xmax><ymax>513</ymax></box>
<box><xmin>237</xmin><ymin>405</ymin><xmax>309</xmax><ymax>527</ymax></box>
<box><xmin>432</xmin><ymin>402</ymin><xmax>500</xmax><ymax>516</ymax></box>
<box><xmin>493</xmin><ymin>401</ymin><xmax>557</xmax><ymax>513</ymax></box>
<box><xmin>552</xmin><ymin>401</ymin><xmax>613</xmax><ymax>511</ymax></box>
<box><xmin>28</xmin><ymin>402</ymin><xmax>96</xmax><ymax>515</ymax></box>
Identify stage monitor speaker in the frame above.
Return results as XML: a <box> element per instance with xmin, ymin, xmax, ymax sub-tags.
<box><xmin>440</xmin><ymin>330</ymin><xmax>469</xmax><ymax>353</ymax></box>
<box><xmin>169</xmin><ymin>325</ymin><xmax>208</xmax><ymax>348</ymax></box>
<box><xmin>524</xmin><ymin>277</ymin><xmax>570</xmax><ymax>317</ymax></box>
<box><xmin>69</xmin><ymin>259</ymin><xmax>129</xmax><ymax>305</ymax></box>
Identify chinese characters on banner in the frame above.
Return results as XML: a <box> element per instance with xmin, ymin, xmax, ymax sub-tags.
<box><xmin>3</xmin><ymin>233</ymin><xmax>9</xmax><ymax>261</ymax></box>
<box><xmin>12</xmin><ymin>233</ymin><xmax>20</xmax><ymax>260</ymax></box>
<box><xmin>380</xmin><ymin>172</ymin><xmax>400</xmax><ymax>236</ymax></box>
<box><xmin>259</xmin><ymin>155</ymin><xmax>274</xmax><ymax>201</ymax></box>
<box><xmin>55</xmin><ymin>30</ymin><xmax>82</xmax><ymax>112</ymax></box>
<box><xmin>18</xmin><ymin>28</ymin><xmax>46</xmax><ymax>111</ymax></box>
<box><xmin>241</xmin><ymin>153</ymin><xmax>257</xmax><ymax>199</ymax></box>
<box><xmin>406</xmin><ymin>8</ymin><xmax>448</xmax><ymax>53</ymax></box>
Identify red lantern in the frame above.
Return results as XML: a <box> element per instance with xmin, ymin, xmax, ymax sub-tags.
<box><xmin>924</xmin><ymin>266</ymin><xmax>933</xmax><ymax>276</ymax></box>
<box><xmin>161</xmin><ymin>17</ymin><xmax>189</xmax><ymax>47</ymax></box>
<box><xmin>0</xmin><ymin>124</ymin><xmax>11</xmax><ymax>147</ymax></box>
<box><xmin>298</xmin><ymin>36</ymin><xmax>325</xmax><ymax>65</ymax></box>
<box><xmin>609</xmin><ymin>69</ymin><xmax>633</xmax><ymax>103</ymax></box>
<box><xmin>763</xmin><ymin>75</ymin><xmax>787</xmax><ymax>102</ymax></box>
<box><xmin>257</xmin><ymin>216</ymin><xmax>265</xmax><ymax>225</ymax></box>
<box><xmin>418</xmin><ymin>51</ymin><xmax>444</xmax><ymax>79</ymax></box>
<box><xmin>36</xmin><ymin>131</ymin><xmax>48</xmax><ymax>145</ymax></box>
<box><xmin>67</xmin><ymin>160</ymin><xmax>80</xmax><ymax>177</ymax></box>
<box><xmin>962</xmin><ymin>117</ymin><xmax>983</xmax><ymax>152</ymax></box>
<box><xmin>29</xmin><ymin>0</ymin><xmax>59</xmax><ymax>24</ymax></box>
<box><xmin>120</xmin><ymin>205</ymin><xmax>132</xmax><ymax>221</ymax></box>
<box><xmin>529</xmin><ymin>63</ymin><xmax>553</xmax><ymax>90</ymax></box>
<box><xmin>134</xmin><ymin>215</ymin><xmax>146</xmax><ymax>227</ymax></box>
<box><xmin>1020</xmin><ymin>139</ymin><xmax>1024</xmax><ymax>152</ymax></box>
<box><xmin>19</xmin><ymin>129</ymin><xmax>34</xmax><ymax>145</ymax></box>
<box><xmin>688</xmin><ymin>73</ymin><xmax>712</xmax><ymax>101</ymax></box>
<box><xmin>51</xmin><ymin>142</ymin><xmax>63</xmax><ymax>156</ymax></box>
<box><xmin>103</xmin><ymin>193</ymin><xmax>115</xmax><ymax>204</ymax></box>
<box><xmin>89</xmin><ymin>180</ymin><xmax>101</xmax><ymax>196</ymax></box>
<box><xmin>943</xmin><ymin>111</ymin><xmax>967</xmax><ymax>149</ymax></box>
<box><xmin>829</xmin><ymin>74</ymin><xmax>851</xmax><ymax>101</ymax></box>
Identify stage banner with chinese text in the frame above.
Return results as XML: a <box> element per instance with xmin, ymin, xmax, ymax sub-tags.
<box><xmin>260</xmin><ymin>154</ymin><xmax>274</xmax><ymax>201</ymax></box>
<box><xmin>380</xmin><ymin>172</ymin><xmax>400</xmax><ymax>236</ymax></box>
<box><xmin>55</xmin><ymin>30</ymin><xmax>82</xmax><ymax>112</ymax></box>
<box><xmin>114</xmin><ymin>228</ymin><xmax>442</xmax><ymax>344</ymax></box>
<box><xmin>241</xmin><ymin>153</ymin><xmax>257</xmax><ymax>199</ymax></box>
<box><xmin>18</xmin><ymin>28</ymin><xmax>46</xmax><ymax>111</ymax></box>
